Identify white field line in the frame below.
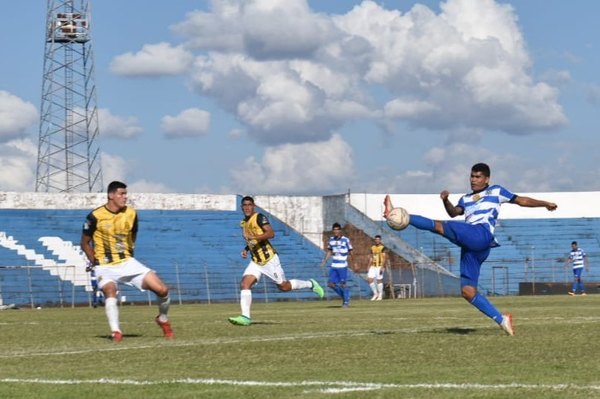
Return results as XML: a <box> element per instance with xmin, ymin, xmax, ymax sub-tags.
<box><xmin>1</xmin><ymin>378</ymin><xmax>600</xmax><ymax>393</ymax></box>
<box><xmin>3</xmin><ymin>314</ymin><xmax>600</xmax><ymax>359</ymax></box>
<box><xmin>0</xmin><ymin>328</ymin><xmax>425</xmax><ymax>359</ymax></box>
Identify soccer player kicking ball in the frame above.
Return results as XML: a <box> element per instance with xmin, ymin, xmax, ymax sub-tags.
<box><xmin>384</xmin><ymin>163</ymin><xmax>557</xmax><ymax>336</ymax></box>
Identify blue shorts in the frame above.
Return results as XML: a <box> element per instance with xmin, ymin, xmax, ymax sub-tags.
<box><xmin>328</xmin><ymin>267</ymin><xmax>348</xmax><ymax>286</ymax></box>
<box><xmin>441</xmin><ymin>221</ymin><xmax>493</xmax><ymax>288</ymax></box>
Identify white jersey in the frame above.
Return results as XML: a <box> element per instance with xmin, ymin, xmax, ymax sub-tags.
<box><xmin>457</xmin><ymin>184</ymin><xmax>516</xmax><ymax>234</ymax></box>
<box><xmin>569</xmin><ymin>248</ymin><xmax>586</xmax><ymax>269</ymax></box>
<box><xmin>327</xmin><ymin>235</ymin><xmax>353</xmax><ymax>268</ymax></box>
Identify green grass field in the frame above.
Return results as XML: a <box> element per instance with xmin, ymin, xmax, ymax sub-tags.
<box><xmin>1</xmin><ymin>295</ymin><xmax>599</xmax><ymax>399</ymax></box>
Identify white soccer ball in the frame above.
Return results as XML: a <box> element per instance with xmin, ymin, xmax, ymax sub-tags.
<box><xmin>386</xmin><ymin>207</ymin><xmax>410</xmax><ymax>231</ymax></box>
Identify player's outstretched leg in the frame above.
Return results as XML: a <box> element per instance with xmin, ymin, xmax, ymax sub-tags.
<box><xmin>383</xmin><ymin>195</ymin><xmax>393</xmax><ymax>219</ymax></box>
<box><xmin>310</xmin><ymin>278</ymin><xmax>325</xmax><ymax>298</ymax></box>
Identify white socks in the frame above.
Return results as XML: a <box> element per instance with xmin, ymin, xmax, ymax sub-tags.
<box><xmin>157</xmin><ymin>295</ymin><xmax>170</xmax><ymax>322</ymax></box>
<box><xmin>290</xmin><ymin>279</ymin><xmax>312</xmax><ymax>290</ymax></box>
<box><xmin>105</xmin><ymin>297</ymin><xmax>120</xmax><ymax>332</ymax></box>
<box><xmin>241</xmin><ymin>289</ymin><xmax>252</xmax><ymax>318</ymax></box>
<box><xmin>369</xmin><ymin>282</ymin><xmax>377</xmax><ymax>295</ymax></box>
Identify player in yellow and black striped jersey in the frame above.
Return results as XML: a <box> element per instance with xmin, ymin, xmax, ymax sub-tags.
<box><xmin>80</xmin><ymin>181</ymin><xmax>174</xmax><ymax>342</ymax></box>
<box><xmin>228</xmin><ymin>196</ymin><xmax>325</xmax><ymax>326</ymax></box>
<box><xmin>367</xmin><ymin>235</ymin><xmax>386</xmax><ymax>300</ymax></box>
<box><xmin>82</xmin><ymin>205</ymin><xmax>137</xmax><ymax>265</ymax></box>
<box><xmin>240</xmin><ymin>211</ymin><xmax>276</xmax><ymax>265</ymax></box>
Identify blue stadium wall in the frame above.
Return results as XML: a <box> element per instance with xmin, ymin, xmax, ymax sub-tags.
<box><xmin>0</xmin><ymin>207</ymin><xmax>371</xmax><ymax>307</ymax></box>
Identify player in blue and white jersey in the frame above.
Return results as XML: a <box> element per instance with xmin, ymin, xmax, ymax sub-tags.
<box><xmin>384</xmin><ymin>163</ymin><xmax>557</xmax><ymax>336</ymax></box>
<box><xmin>321</xmin><ymin>223</ymin><xmax>353</xmax><ymax>307</ymax></box>
<box><xmin>566</xmin><ymin>241</ymin><xmax>589</xmax><ymax>296</ymax></box>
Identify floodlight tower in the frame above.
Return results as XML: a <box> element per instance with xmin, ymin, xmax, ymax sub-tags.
<box><xmin>36</xmin><ymin>0</ymin><xmax>103</xmax><ymax>192</ymax></box>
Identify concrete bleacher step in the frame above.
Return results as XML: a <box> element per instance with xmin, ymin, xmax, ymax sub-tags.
<box><xmin>38</xmin><ymin>236</ymin><xmax>90</xmax><ymax>288</ymax></box>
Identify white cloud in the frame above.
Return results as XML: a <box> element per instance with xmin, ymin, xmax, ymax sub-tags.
<box><xmin>335</xmin><ymin>0</ymin><xmax>567</xmax><ymax>132</ymax></box>
<box><xmin>0</xmin><ymin>91</ymin><xmax>38</xmax><ymax>141</ymax></box>
<box><xmin>100</xmin><ymin>153</ymin><xmax>175</xmax><ymax>193</ymax></box>
<box><xmin>98</xmin><ymin>108</ymin><xmax>143</xmax><ymax>139</ymax></box>
<box><xmin>0</xmin><ymin>138</ymin><xmax>37</xmax><ymax>191</ymax></box>
<box><xmin>161</xmin><ymin>108</ymin><xmax>210</xmax><ymax>138</ymax></box>
<box><xmin>231</xmin><ymin>133</ymin><xmax>353</xmax><ymax>194</ymax></box>
<box><xmin>110</xmin><ymin>42</ymin><xmax>194</xmax><ymax>76</ymax></box>
<box><xmin>100</xmin><ymin>152</ymin><xmax>130</xmax><ymax>185</ymax></box>
<box><xmin>177</xmin><ymin>0</ymin><xmax>566</xmax><ymax>146</ymax></box>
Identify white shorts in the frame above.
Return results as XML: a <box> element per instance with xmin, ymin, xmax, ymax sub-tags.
<box><xmin>95</xmin><ymin>258</ymin><xmax>153</xmax><ymax>291</ymax></box>
<box><xmin>367</xmin><ymin>266</ymin><xmax>384</xmax><ymax>280</ymax></box>
<box><xmin>243</xmin><ymin>254</ymin><xmax>286</xmax><ymax>285</ymax></box>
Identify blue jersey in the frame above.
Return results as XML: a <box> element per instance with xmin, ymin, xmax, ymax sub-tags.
<box><xmin>457</xmin><ymin>184</ymin><xmax>516</xmax><ymax>235</ymax></box>
<box><xmin>327</xmin><ymin>235</ymin><xmax>353</xmax><ymax>268</ymax></box>
<box><xmin>569</xmin><ymin>248</ymin><xmax>586</xmax><ymax>269</ymax></box>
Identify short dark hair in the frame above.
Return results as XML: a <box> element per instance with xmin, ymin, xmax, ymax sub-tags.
<box><xmin>572</xmin><ymin>241</ymin><xmax>578</xmax><ymax>245</ymax></box>
<box><xmin>375</xmin><ymin>235</ymin><xmax>381</xmax><ymax>239</ymax></box>
<box><xmin>107</xmin><ymin>181</ymin><xmax>127</xmax><ymax>194</ymax></box>
<box><xmin>332</xmin><ymin>222</ymin><xmax>341</xmax><ymax>230</ymax></box>
<box><xmin>471</xmin><ymin>163</ymin><xmax>490</xmax><ymax>177</ymax></box>
<box><xmin>241</xmin><ymin>196</ymin><xmax>254</xmax><ymax>205</ymax></box>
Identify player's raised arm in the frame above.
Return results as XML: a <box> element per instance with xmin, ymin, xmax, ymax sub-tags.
<box><xmin>513</xmin><ymin>195</ymin><xmax>557</xmax><ymax>211</ymax></box>
<box><xmin>440</xmin><ymin>190</ymin><xmax>464</xmax><ymax>218</ymax></box>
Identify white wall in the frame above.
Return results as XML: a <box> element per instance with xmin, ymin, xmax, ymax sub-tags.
<box><xmin>349</xmin><ymin>192</ymin><xmax>600</xmax><ymax>221</ymax></box>
<box><xmin>0</xmin><ymin>192</ymin><xmax>237</xmax><ymax>211</ymax></box>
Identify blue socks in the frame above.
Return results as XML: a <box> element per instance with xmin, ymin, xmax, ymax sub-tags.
<box><xmin>331</xmin><ymin>285</ymin><xmax>344</xmax><ymax>298</ymax></box>
<box><xmin>409</xmin><ymin>215</ymin><xmax>435</xmax><ymax>231</ymax></box>
<box><xmin>470</xmin><ymin>293</ymin><xmax>503</xmax><ymax>324</ymax></box>
<box><xmin>342</xmin><ymin>287</ymin><xmax>350</xmax><ymax>304</ymax></box>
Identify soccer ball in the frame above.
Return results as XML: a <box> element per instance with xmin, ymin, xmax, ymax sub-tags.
<box><xmin>386</xmin><ymin>207</ymin><xmax>410</xmax><ymax>231</ymax></box>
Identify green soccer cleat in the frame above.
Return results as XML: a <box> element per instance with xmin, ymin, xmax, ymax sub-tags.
<box><xmin>310</xmin><ymin>278</ymin><xmax>324</xmax><ymax>298</ymax></box>
<box><xmin>228</xmin><ymin>315</ymin><xmax>252</xmax><ymax>326</ymax></box>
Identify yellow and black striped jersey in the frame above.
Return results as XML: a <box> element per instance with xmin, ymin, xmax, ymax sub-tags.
<box><xmin>241</xmin><ymin>212</ymin><xmax>277</xmax><ymax>265</ymax></box>
<box><xmin>82</xmin><ymin>205</ymin><xmax>137</xmax><ymax>265</ymax></box>
<box><xmin>371</xmin><ymin>243</ymin><xmax>386</xmax><ymax>267</ymax></box>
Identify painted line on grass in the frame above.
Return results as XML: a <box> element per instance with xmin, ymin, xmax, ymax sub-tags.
<box><xmin>0</xmin><ymin>327</ymin><xmax>424</xmax><ymax>359</ymax></box>
<box><xmin>1</xmin><ymin>378</ymin><xmax>600</xmax><ymax>393</ymax></box>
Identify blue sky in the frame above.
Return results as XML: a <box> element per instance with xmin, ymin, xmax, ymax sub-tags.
<box><xmin>1</xmin><ymin>0</ymin><xmax>599</xmax><ymax>195</ymax></box>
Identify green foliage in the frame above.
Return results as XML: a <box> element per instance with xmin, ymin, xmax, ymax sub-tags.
<box><xmin>1</xmin><ymin>296</ymin><xmax>599</xmax><ymax>398</ymax></box>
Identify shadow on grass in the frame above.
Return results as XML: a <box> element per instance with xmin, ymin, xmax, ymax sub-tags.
<box><xmin>98</xmin><ymin>333</ymin><xmax>143</xmax><ymax>340</ymax></box>
<box><xmin>442</xmin><ymin>327</ymin><xmax>478</xmax><ymax>335</ymax></box>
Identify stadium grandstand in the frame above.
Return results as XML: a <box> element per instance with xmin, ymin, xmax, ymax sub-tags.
<box><xmin>1</xmin><ymin>192</ymin><xmax>599</xmax><ymax>308</ymax></box>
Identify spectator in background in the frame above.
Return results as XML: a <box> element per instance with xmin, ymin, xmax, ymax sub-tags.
<box><xmin>367</xmin><ymin>235</ymin><xmax>387</xmax><ymax>301</ymax></box>
<box><xmin>321</xmin><ymin>223</ymin><xmax>353</xmax><ymax>307</ymax></box>
<box><xmin>566</xmin><ymin>241</ymin><xmax>589</xmax><ymax>296</ymax></box>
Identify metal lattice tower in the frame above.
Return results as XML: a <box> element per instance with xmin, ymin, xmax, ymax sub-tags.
<box><xmin>36</xmin><ymin>0</ymin><xmax>103</xmax><ymax>192</ymax></box>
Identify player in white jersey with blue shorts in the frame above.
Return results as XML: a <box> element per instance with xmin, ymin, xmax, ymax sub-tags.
<box><xmin>384</xmin><ymin>163</ymin><xmax>557</xmax><ymax>336</ymax></box>
<box><xmin>321</xmin><ymin>223</ymin><xmax>353</xmax><ymax>307</ymax></box>
<box><xmin>567</xmin><ymin>241</ymin><xmax>589</xmax><ymax>296</ymax></box>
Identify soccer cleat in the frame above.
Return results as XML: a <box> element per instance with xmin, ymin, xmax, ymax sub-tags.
<box><xmin>155</xmin><ymin>316</ymin><xmax>175</xmax><ymax>339</ymax></box>
<box><xmin>111</xmin><ymin>331</ymin><xmax>123</xmax><ymax>342</ymax></box>
<box><xmin>568</xmin><ymin>291</ymin><xmax>576</xmax><ymax>296</ymax></box>
<box><xmin>310</xmin><ymin>278</ymin><xmax>325</xmax><ymax>298</ymax></box>
<box><xmin>581</xmin><ymin>292</ymin><xmax>587</xmax><ymax>296</ymax></box>
<box><xmin>228</xmin><ymin>315</ymin><xmax>252</xmax><ymax>326</ymax></box>
<box><xmin>371</xmin><ymin>294</ymin><xmax>378</xmax><ymax>301</ymax></box>
<box><xmin>342</xmin><ymin>302</ymin><xmax>349</xmax><ymax>308</ymax></box>
<box><xmin>500</xmin><ymin>313</ymin><xmax>515</xmax><ymax>336</ymax></box>
<box><xmin>376</xmin><ymin>294</ymin><xmax>383</xmax><ymax>301</ymax></box>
